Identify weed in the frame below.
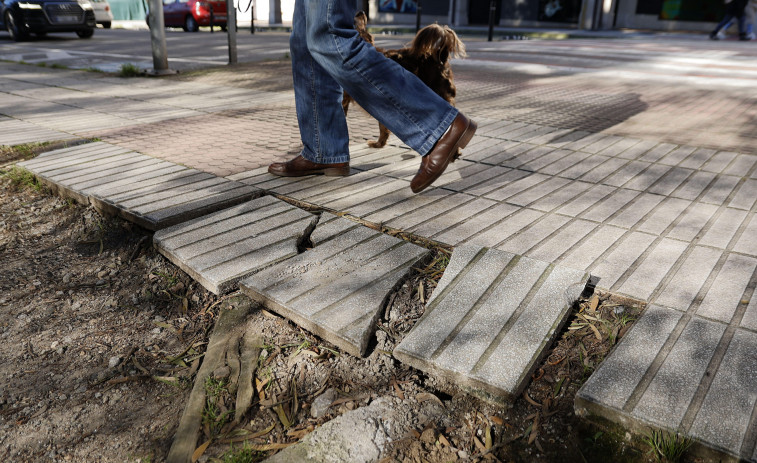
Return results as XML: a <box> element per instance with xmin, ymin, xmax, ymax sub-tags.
<box><xmin>36</xmin><ymin>62</ymin><xmax>47</xmax><ymax>67</ymax></box>
<box><xmin>642</xmin><ymin>429</ymin><xmax>692</xmax><ymax>463</ymax></box>
<box><xmin>118</xmin><ymin>63</ymin><xmax>142</xmax><ymax>77</ymax></box>
<box><xmin>219</xmin><ymin>442</ymin><xmax>266</xmax><ymax>463</ymax></box>
<box><xmin>86</xmin><ymin>66</ymin><xmax>105</xmax><ymax>73</ymax></box>
<box><xmin>50</xmin><ymin>63</ymin><xmax>68</xmax><ymax>69</ymax></box>
<box><xmin>1</xmin><ymin>166</ymin><xmax>44</xmax><ymax>191</ymax></box>
<box><xmin>203</xmin><ymin>376</ymin><xmax>234</xmax><ymax>438</ymax></box>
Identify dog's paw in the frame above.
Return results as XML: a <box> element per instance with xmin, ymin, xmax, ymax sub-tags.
<box><xmin>367</xmin><ymin>140</ymin><xmax>386</xmax><ymax>148</ymax></box>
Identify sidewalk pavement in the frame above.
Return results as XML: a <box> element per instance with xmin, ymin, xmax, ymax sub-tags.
<box><xmin>2</xmin><ymin>33</ymin><xmax>757</xmax><ymax>461</ymax></box>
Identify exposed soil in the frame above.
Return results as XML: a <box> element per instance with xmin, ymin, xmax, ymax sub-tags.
<box><xmin>1</xmin><ymin>145</ymin><xmax>699</xmax><ymax>463</ymax></box>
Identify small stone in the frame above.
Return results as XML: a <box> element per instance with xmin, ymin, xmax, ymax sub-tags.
<box><xmin>108</xmin><ymin>356</ymin><xmax>121</xmax><ymax>368</ymax></box>
<box><xmin>420</xmin><ymin>428</ymin><xmax>437</xmax><ymax>444</ymax></box>
<box><xmin>310</xmin><ymin>388</ymin><xmax>337</xmax><ymax>419</ymax></box>
<box><xmin>613</xmin><ymin>306</ymin><xmax>626</xmax><ymax>316</ymax></box>
<box><xmin>458</xmin><ymin>450</ymin><xmax>469</xmax><ymax>459</ymax></box>
<box><xmin>212</xmin><ymin>366</ymin><xmax>230</xmax><ymax>379</ymax></box>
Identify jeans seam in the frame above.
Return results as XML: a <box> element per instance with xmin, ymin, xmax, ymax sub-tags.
<box><xmin>327</xmin><ymin>4</ymin><xmax>426</xmax><ymax>140</ymax></box>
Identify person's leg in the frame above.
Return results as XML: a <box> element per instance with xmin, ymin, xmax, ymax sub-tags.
<box><xmin>289</xmin><ymin>0</ymin><xmax>349</xmax><ymax>164</ymax></box>
<box><xmin>304</xmin><ymin>0</ymin><xmax>459</xmax><ymax>157</ymax></box>
<box><xmin>711</xmin><ymin>13</ymin><xmax>735</xmax><ymax>38</ymax></box>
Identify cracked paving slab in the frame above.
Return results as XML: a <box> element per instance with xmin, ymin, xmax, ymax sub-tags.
<box><xmin>240</xmin><ymin>213</ymin><xmax>430</xmax><ymax>357</ymax></box>
<box><xmin>154</xmin><ymin>195</ymin><xmax>318</xmax><ymax>295</ymax></box>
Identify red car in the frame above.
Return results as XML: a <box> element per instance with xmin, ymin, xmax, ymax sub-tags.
<box><xmin>161</xmin><ymin>0</ymin><xmax>226</xmax><ymax>32</ymax></box>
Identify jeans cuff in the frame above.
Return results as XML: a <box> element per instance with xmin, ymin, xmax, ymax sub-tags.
<box><xmin>418</xmin><ymin>107</ymin><xmax>460</xmax><ymax>157</ymax></box>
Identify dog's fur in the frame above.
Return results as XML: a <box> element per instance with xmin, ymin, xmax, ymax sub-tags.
<box><xmin>343</xmin><ymin>13</ymin><xmax>466</xmax><ymax>148</ymax></box>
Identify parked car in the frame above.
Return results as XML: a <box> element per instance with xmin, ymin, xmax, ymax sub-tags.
<box><xmin>90</xmin><ymin>0</ymin><xmax>112</xmax><ymax>28</ymax></box>
<box><xmin>159</xmin><ymin>0</ymin><xmax>226</xmax><ymax>32</ymax></box>
<box><xmin>1</xmin><ymin>0</ymin><xmax>96</xmax><ymax>41</ymax></box>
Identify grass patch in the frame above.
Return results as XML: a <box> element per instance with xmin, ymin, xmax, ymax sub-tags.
<box><xmin>118</xmin><ymin>63</ymin><xmax>143</xmax><ymax>77</ymax></box>
<box><xmin>643</xmin><ymin>429</ymin><xmax>692</xmax><ymax>462</ymax></box>
<box><xmin>1</xmin><ymin>166</ymin><xmax>45</xmax><ymax>191</ymax></box>
<box><xmin>217</xmin><ymin>442</ymin><xmax>267</xmax><ymax>463</ymax></box>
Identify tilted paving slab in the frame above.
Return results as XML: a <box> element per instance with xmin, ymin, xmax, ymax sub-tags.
<box><xmin>240</xmin><ymin>216</ymin><xmax>430</xmax><ymax>357</ymax></box>
<box><xmin>154</xmin><ymin>196</ymin><xmax>318</xmax><ymax>295</ymax></box>
<box><xmin>575</xmin><ymin>306</ymin><xmax>757</xmax><ymax>462</ymax></box>
<box><xmin>394</xmin><ymin>245</ymin><xmax>589</xmax><ymax>401</ymax></box>
<box><xmin>17</xmin><ymin>142</ymin><xmax>260</xmax><ymax>230</ymax></box>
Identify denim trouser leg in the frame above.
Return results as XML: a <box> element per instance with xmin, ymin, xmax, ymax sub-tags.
<box><xmin>291</xmin><ymin>0</ymin><xmax>458</xmax><ymax>162</ymax></box>
<box><xmin>290</xmin><ymin>0</ymin><xmax>350</xmax><ymax>163</ymax></box>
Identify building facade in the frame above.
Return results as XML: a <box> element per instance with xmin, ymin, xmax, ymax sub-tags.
<box><xmin>197</xmin><ymin>0</ymin><xmax>725</xmax><ymax>32</ymax></box>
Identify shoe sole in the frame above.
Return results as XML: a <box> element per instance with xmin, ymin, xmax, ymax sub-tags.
<box><xmin>268</xmin><ymin>166</ymin><xmax>350</xmax><ymax>177</ymax></box>
<box><xmin>411</xmin><ymin>119</ymin><xmax>478</xmax><ymax>193</ymax></box>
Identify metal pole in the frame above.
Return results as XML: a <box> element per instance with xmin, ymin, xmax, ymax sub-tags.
<box><xmin>147</xmin><ymin>0</ymin><xmax>170</xmax><ymax>73</ymax></box>
<box><xmin>251</xmin><ymin>5</ymin><xmax>255</xmax><ymax>33</ymax></box>
<box><xmin>415</xmin><ymin>0</ymin><xmax>422</xmax><ymax>32</ymax></box>
<box><xmin>487</xmin><ymin>0</ymin><xmax>495</xmax><ymax>41</ymax></box>
<box><xmin>226</xmin><ymin>0</ymin><xmax>237</xmax><ymax>63</ymax></box>
<box><xmin>210</xmin><ymin>5</ymin><xmax>214</xmax><ymax>32</ymax></box>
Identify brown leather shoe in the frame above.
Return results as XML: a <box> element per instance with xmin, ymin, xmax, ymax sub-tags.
<box><xmin>268</xmin><ymin>155</ymin><xmax>350</xmax><ymax>177</ymax></box>
<box><xmin>410</xmin><ymin>113</ymin><xmax>477</xmax><ymax>193</ymax></box>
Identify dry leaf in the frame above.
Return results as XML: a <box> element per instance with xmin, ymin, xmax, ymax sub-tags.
<box><xmin>485</xmin><ymin>426</ymin><xmax>493</xmax><ymax>449</ymax></box>
<box><xmin>391</xmin><ymin>378</ymin><xmax>405</xmax><ymax>400</ymax></box>
<box><xmin>489</xmin><ymin>415</ymin><xmax>504</xmax><ymax>426</ymax></box>
<box><xmin>438</xmin><ymin>433</ymin><xmax>451</xmax><ymax>447</ymax></box>
<box><xmin>191</xmin><ymin>439</ymin><xmax>211</xmax><ymax>462</ymax></box>
<box><xmin>416</xmin><ymin>392</ymin><xmax>444</xmax><ymax>406</ymax></box>
<box><xmin>473</xmin><ymin>436</ymin><xmax>486</xmax><ymax>452</ymax></box>
<box><xmin>589</xmin><ymin>294</ymin><xmax>599</xmax><ymax>312</ymax></box>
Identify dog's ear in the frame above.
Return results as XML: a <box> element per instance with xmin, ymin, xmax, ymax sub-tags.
<box><xmin>443</xmin><ymin>25</ymin><xmax>466</xmax><ymax>60</ymax></box>
<box><xmin>354</xmin><ymin>11</ymin><xmax>374</xmax><ymax>44</ymax></box>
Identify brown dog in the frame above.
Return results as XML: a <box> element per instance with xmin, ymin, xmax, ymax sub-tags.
<box><xmin>343</xmin><ymin>13</ymin><xmax>466</xmax><ymax>149</ymax></box>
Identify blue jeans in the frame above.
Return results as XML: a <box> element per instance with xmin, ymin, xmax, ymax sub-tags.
<box><xmin>290</xmin><ymin>0</ymin><xmax>458</xmax><ymax>164</ymax></box>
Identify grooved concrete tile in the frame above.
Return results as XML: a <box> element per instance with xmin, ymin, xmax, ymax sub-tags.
<box><xmin>624</xmin><ymin>164</ymin><xmax>672</xmax><ymax>191</ymax></box>
<box><xmin>386</xmin><ymin>193</ymin><xmax>475</xmax><ymax>231</ymax></box>
<box><xmin>581</xmin><ymin>189</ymin><xmax>640</xmax><ymax>223</ymax></box>
<box><xmin>507</xmin><ymin>177</ymin><xmax>570</xmax><ymax>207</ymax></box>
<box><xmin>576</xmin><ymin>305</ymin><xmax>682</xmax><ymax>412</ymax></box>
<box><xmin>654</xmin><ymin>246</ymin><xmax>723</xmax><ymax>311</ymax></box>
<box><xmin>529</xmin><ymin>219</ymin><xmax>598</xmax><ymax>263</ymax></box>
<box><xmin>608</xmin><ymin>193</ymin><xmax>664</xmax><ymax>229</ymax></box>
<box><xmin>742</xmin><ymin>297</ymin><xmax>757</xmax><ymax>331</ymax></box>
<box><xmin>701</xmin><ymin>151</ymin><xmax>738</xmax><ymax>174</ymax></box>
<box><xmin>638</xmin><ymin>143</ymin><xmax>677</xmax><ymax>163</ymax></box>
<box><xmin>240</xmin><ymin>217</ymin><xmax>429</xmax><ymax>357</ymax></box>
<box><xmin>659</xmin><ymin>145</ymin><xmax>697</xmax><ymax>166</ymax></box>
<box><xmin>578</xmin><ymin>157</ymin><xmax>627</xmax><ymax>183</ymax></box>
<box><xmin>483</xmin><ymin>173</ymin><xmax>550</xmax><ymax>202</ymax></box>
<box><xmin>556</xmin><ymin>184</ymin><xmax>615</xmax><ymax>217</ymax></box>
<box><xmin>592</xmin><ymin>232</ymin><xmax>657</xmax><ymax>290</ymax></box>
<box><xmin>416</xmin><ymin>197</ymin><xmax>496</xmax><ymax>239</ymax></box>
<box><xmin>559</xmin><ymin>154</ymin><xmax>611</xmax><ymax>180</ymax></box>
<box><xmin>697</xmin><ymin>254</ymin><xmax>757</xmax><ymax>323</ymax></box>
<box><xmin>637</xmin><ymin>197</ymin><xmax>691</xmax><ymax>235</ymax></box>
<box><xmin>723</xmin><ymin>154</ymin><xmax>757</xmax><ymax>177</ymax></box>
<box><xmin>618</xmin><ymin>238</ymin><xmax>688</xmax><ymax>300</ymax></box>
<box><xmin>614</xmin><ymin>139</ymin><xmax>659</xmax><ymax>160</ymax></box>
<box><xmin>680</xmin><ymin>147</ymin><xmax>717</xmax><ymax>170</ymax></box>
<box><xmin>699</xmin><ymin>208</ymin><xmax>749</xmax><ymax>249</ymax></box>
<box><xmin>690</xmin><ymin>328</ymin><xmax>757</xmax><ymax>458</ymax></box>
<box><xmin>433</xmin><ymin>202</ymin><xmax>519</xmax><ymax>246</ymax></box>
<box><xmin>647</xmin><ymin>167</ymin><xmax>694</xmax><ymax>196</ymax></box>
<box><xmin>730</xmin><ymin>179</ymin><xmax>757</xmax><ymax>211</ymax></box>
<box><xmin>598</xmin><ymin>137</ymin><xmax>643</xmax><ymax>158</ymax></box>
<box><xmin>560</xmin><ymin>225</ymin><xmax>627</xmax><ymax>273</ymax></box>
<box><xmin>631</xmin><ymin>317</ymin><xmax>725</xmax><ymax>429</ymax></box>
<box><xmin>468</xmin><ymin>208</ymin><xmax>544</xmax><ymax>248</ymax></box>
<box><xmin>530</xmin><ymin>181</ymin><xmax>594</xmax><ymax>212</ymax></box>
<box><xmin>667</xmin><ymin>203</ymin><xmax>719</xmax><ymax>242</ymax></box>
<box><xmin>394</xmin><ymin>245</ymin><xmax>588</xmax><ymax>400</ymax></box>
<box><xmin>701</xmin><ymin>175</ymin><xmax>740</xmax><ymax>205</ymax></box>
<box><xmin>154</xmin><ymin>196</ymin><xmax>316</xmax><ymax>294</ymax></box>
<box><xmin>734</xmin><ymin>213</ymin><xmax>757</xmax><ymax>256</ymax></box>
<box><xmin>673</xmin><ymin>171</ymin><xmax>717</xmax><ymax>200</ymax></box>
<box><xmin>604</xmin><ymin>160</ymin><xmax>650</xmax><ymax>187</ymax></box>
<box><xmin>539</xmin><ymin>150</ymin><xmax>592</xmax><ymax>176</ymax></box>
<box><xmin>497</xmin><ymin>213</ymin><xmax>571</xmax><ymax>255</ymax></box>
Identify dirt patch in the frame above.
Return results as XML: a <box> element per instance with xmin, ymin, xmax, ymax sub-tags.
<box><xmin>0</xmin><ymin>149</ymin><xmax>699</xmax><ymax>463</ymax></box>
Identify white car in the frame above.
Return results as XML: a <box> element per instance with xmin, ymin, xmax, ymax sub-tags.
<box><xmin>90</xmin><ymin>0</ymin><xmax>113</xmax><ymax>28</ymax></box>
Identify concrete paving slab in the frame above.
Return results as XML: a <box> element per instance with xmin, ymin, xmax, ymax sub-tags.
<box><xmin>689</xmin><ymin>328</ymin><xmax>757</xmax><ymax>460</ymax></box>
<box><xmin>240</xmin><ymin>216</ymin><xmax>429</xmax><ymax>357</ymax></box>
<box><xmin>395</xmin><ymin>245</ymin><xmax>588</xmax><ymax>400</ymax></box>
<box><xmin>154</xmin><ymin>196</ymin><xmax>317</xmax><ymax>294</ymax></box>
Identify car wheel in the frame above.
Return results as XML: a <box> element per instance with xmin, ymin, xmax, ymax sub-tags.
<box><xmin>185</xmin><ymin>15</ymin><xmax>198</xmax><ymax>32</ymax></box>
<box><xmin>102</xmin><ymin>21</ymin><xmax>111</xmax><ymax>29</ymax></box>
<box><xmin>76</xmin><ymin>28</ymin><xmax>95</xmax><ymax>38</ymax></box>
<box><xmin>5</xmin><ymin>11</ymin><xmax>28</xmax><ymax>42</ymax></box>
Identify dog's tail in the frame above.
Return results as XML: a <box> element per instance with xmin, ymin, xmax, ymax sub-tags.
<box><xmin>410</xmin><ymin>23</ymin><xmax>467</xmax><ymax>63</ymax></box>
<box><xmin>354</xmin><ymin>11</ymin><xmax>374</xmax><ymax>45</ymax></box>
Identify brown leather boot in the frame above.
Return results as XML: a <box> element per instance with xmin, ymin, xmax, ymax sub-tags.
<box><xmin>268</xmin><ymin>155</ymin><xmax>350</xmax><ymax>177</ymax></box>
<box><xmin>410</xmin><ymin>113</ymin><xmax>477</xmax><ymax>193</ymax></box>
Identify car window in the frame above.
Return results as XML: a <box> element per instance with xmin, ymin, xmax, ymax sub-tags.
<box><xmin>163</xmin><ymin>0</ymin><xmax>175</xmax><ymax>4</ymax></box>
